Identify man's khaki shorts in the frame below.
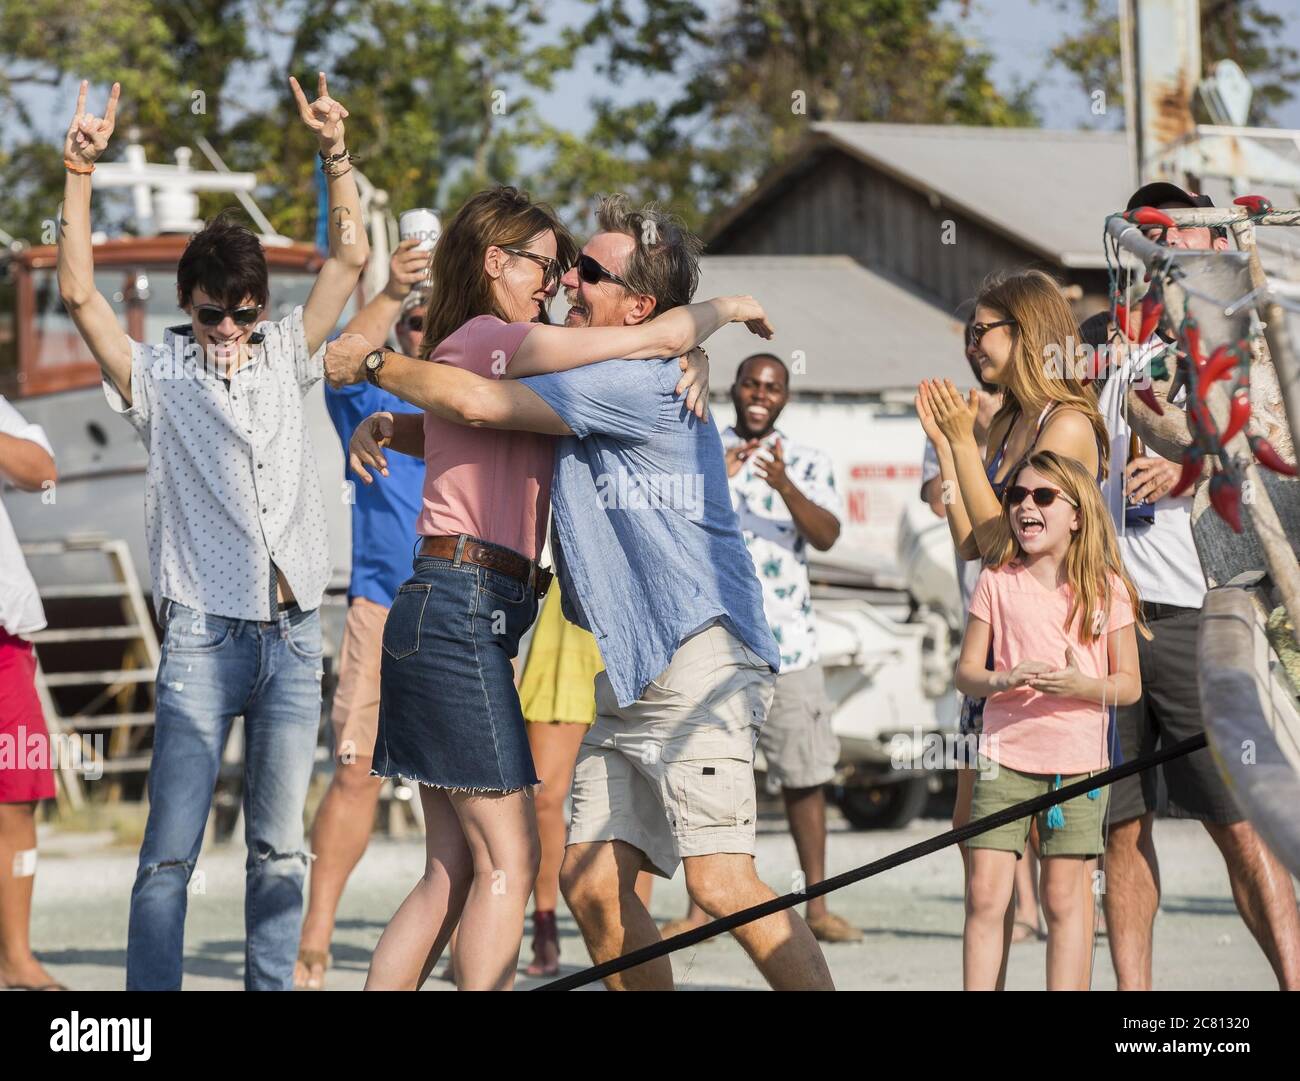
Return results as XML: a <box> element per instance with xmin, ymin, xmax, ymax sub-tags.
<box><xmin>330</xmin><ymin>596</ymin><xmax>388</xmax><ymax>763</ymax></box>
<box><xmin>566</xmin><ymin>623</ymin><xmax>775</xmax><ymax>879</ymax></box>
<box><xmin>756</xmin><ymin>663</ymin><xmax>840</xmax><ymax>791</ymax></box>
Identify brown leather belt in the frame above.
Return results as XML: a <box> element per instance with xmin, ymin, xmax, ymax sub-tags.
<box><xmin>419</xmin><ymin>534</ymin><xmax>552</xmax><ymax>596</ymax></box>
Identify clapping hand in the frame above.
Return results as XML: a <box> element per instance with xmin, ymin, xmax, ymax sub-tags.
<box><xmin>1027</xmin><ymin>648</ymin><xmax>1093</xmax><ymax>698</ymax></box>
<box><xmin>993</xmin><ymin>659</ymin><xmax>1055</xmax><ymax>693</ymax></box>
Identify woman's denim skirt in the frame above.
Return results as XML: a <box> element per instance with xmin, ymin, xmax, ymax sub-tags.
<box><xmin>374</xmin><ymin>552</ymin><xmax>542</xmax><ymax>793</ymax></box>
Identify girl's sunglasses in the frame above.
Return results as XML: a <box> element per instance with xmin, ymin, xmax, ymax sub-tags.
<box><xmin>499</xmin><ymin>246</ymin><xmax>563</xmax><ymax>289</ymax></box>
<box><xmin>1005</xmin><ymin>485</ymin><xmax>1078</xmax><ymax>509</ymax></box>
<box><xmin>576</xmin><ymin>253</ymin><xmax>630</xmax><ymax>289</ymax></box>
<box><xmin>194</xmin><ymin>303</ymin><xmax>262</xmax><ymax>328</ymax></box>
<box><xmin>966</xmin><ymin>318</ymin><xmax>1016</xmax><ymax>348</ymax></box>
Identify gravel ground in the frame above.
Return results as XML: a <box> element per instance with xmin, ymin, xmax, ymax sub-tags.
<box><xmin>25</xmin><ymin>811</ymin><xmax>1288</xmax><ymax>991</ymax></box>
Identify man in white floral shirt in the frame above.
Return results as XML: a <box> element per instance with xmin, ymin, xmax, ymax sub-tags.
<box><xmin>664</xmin><ymin>352</ymin><xmax>859</xmax><ymax>943</ymax></box>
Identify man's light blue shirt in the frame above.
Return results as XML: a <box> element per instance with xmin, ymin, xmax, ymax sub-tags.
<box><xmin>522</xmin><ymin>358</ymin><xmax>779</xmax><ymax>707</ymax></box>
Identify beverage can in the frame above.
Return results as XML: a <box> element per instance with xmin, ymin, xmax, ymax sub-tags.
<box><xmin>399</xmin><ymin>208</ymin><xmax>441</xmax><ymax>252</ymax></box>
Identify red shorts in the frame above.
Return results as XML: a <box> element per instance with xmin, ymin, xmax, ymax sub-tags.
<box><xmin>0</xmin><ymin>630</ymin><xmax>56</xmax><ymax>803</ymax></box>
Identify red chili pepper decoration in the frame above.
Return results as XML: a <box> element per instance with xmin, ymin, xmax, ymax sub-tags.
<box><xmin>1209</xmin><ymin>471</ymin><xmax>1243</xmax><ymax>533</ymax></box>
<box><xmin>1233</xmin><ymin>194</ymin><xmax>1272</xmax><ymax>216</ymax></box>
<box><xmin>1196</xmin><ymin>345</ymin><xmax>1237</xmax><ymax>399</ymax></box>
<box><xmin>1169</xmin><ymin>448</ymin><xmax>1204</xmax><ymax>497</ymax></box>
<box><xmin>1138</xmin><ymin>293</ymin><xmax>1163</xmax><ymax>342</ymax></box>
<box><xmin>1134</xmin><ymin>383</ymin><xmax>1165</xmax><ymax>416</ymax></box>
<box><xmin>1183</xmin><ymin>322</ymin><xmax>1203</xmax><ymax>369</ymax></box>
<box><xmin>1221</xmin><ymin>392</ymin><xmax>1251</xmax><ymax>444</ymax></box>
<box><xmin>1125</xmin><ymin>206</ymin><xmax>1177</xmax><ymax>229</ymax></box>
<box><xmin>1113</xmin><ymin>298</ymin><xmax>1133</xmax><ymax>342</ymax></box>
<box><xmin>1251</xmin><ymin>437</ymin><xmax>1298</xmax><ymax>477</ymax></box>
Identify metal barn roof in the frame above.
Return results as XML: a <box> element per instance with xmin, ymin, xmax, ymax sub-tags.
<box><xmin>710</xmin><ymin>122</ymin><xmax>1136</xmax><ymax>270</ymax></box>
<box><xmin>551</xmin><ymin>254</ymin><xmax>968</xmax><ymax>395</ymax></box>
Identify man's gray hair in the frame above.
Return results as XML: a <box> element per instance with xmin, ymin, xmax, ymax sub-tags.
<box><xmin>594</xmin><ymin>194</ymin><xmax>702</xmax><ymax>316</ymax></box>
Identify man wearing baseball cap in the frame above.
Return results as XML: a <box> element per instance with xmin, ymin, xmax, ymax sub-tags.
<box><xmin>1100</xmin><ymin>182</ymin><xmax>1300</xmax><ymax>990</ymax></box>
<box><xmin>1126</xmin><ymin>181</ymin><xmax>1230</xmax><ymax>247</ymax></box>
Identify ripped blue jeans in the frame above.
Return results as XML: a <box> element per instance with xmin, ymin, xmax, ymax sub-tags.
<box><xmin>126</xmin><ymin>599</ymin><xmax>323</xmax><ymax>991</ymax></box>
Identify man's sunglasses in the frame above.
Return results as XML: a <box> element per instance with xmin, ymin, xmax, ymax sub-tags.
<box><xmin>499</xmin><ymin>246</ymin><xmax>563</xmax><ymax>289</ymax></box>
<box><xmin>194</xmin><ymin>303</ymin><xmax>263</xmax><ymax>328</ymax></box>
<box><xmin>401</xmin><ymin>313</ymin><xmax>424</xmax><ymax>332</ymax></box>
<box><xmin>576</xmin><ymin>253</ymin><xmax>630</xmax><ymax>289</ymax></box>
<box><xmin>966</xmin><ymin>319</ymin><xmax>1017</xmax><ymax>348</ymax></box>
<box><xmin>1004</xmin><ymin>485</ymin><xmax>1078</xmax><ymax>509</ymax></box>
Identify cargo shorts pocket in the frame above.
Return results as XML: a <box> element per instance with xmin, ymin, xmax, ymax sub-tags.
<box><xmin>661</xmin><ymin>733</ymin><xmax>756</xmax><ymax>832</ymax></box>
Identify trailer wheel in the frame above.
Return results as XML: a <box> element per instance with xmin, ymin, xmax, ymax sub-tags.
<box><xmin>834</xmin><ymin>777</ymin><xmax>930</xmax><ymax>830</ymax></box>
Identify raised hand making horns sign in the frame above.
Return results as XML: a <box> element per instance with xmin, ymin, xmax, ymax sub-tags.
<box><xmin>65</xmin><ymin>80</ymin><xmax>121</xmax><ymax>167</ymax></box>
<box><xmin>289</xmin><ymin>72</ymin><xmax>349</xmax><ymax>155</ymax></box>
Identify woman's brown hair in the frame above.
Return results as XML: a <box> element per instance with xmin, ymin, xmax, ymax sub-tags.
<box><xmin>419</xmin><ymin>186</ymin><xmax>579</xmax><ymax>357</ymax></box>
<box><xmin>985</xmin><ymin>450</ymin><xmax>1150</xmax><ymax>644</ymax></box>
<box><xmin>975</xmin><ymin>268</ymin><xmax>1110</xmax><ymax>481</ymax></box>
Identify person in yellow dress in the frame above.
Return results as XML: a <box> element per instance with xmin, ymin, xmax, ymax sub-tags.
<box><xmin>519</xmin><ymin>583</ymin><xmax>651</xmax><ymax>976</ymax></box>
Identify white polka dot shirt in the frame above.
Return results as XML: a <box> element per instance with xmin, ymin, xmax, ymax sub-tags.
<box><xmin>103</xmin><ymin>306</ymin><xmax>330</xmax><ymax>621</ymax></box>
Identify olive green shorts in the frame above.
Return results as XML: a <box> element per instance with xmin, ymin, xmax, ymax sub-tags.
<box><xmin>967</xmin><ymin>756</ymin><xmax>1109</xmax><ymax>858</ymax></box>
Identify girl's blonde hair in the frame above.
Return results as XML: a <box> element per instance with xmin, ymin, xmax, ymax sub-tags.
<box><xmin>986</xmin><ymin>450</ymin><xmax>1151</xmax><ymax>644</ymax></box>
<box><xmin>976</xmin><ymin>268</ymin><xmax>1111</xmax><ymax>481</ymax></box>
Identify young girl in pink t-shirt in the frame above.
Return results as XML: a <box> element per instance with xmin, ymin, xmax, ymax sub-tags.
<box><xmin>956</xmin><ymin>449</ymin><xmax>1149</xmax><ymax>990</ymax></box>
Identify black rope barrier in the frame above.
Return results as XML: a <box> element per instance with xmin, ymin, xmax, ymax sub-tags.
<box><xmin>535</xmin><ymin>732</ymin><xmax>1208</xmax><ymax>990</ymax></box>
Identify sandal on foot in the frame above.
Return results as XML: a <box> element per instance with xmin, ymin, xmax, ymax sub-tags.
<box><xmin>525</xmin><ymin>909</ymin><xmax>560</xmax><ymax>978</ymax></box>
<box><xmin>807</xmin><ymin>912</ymin><xmax>864</xmax><ymax>943</ymax></box>
<box><xmin>294</xmin><ymin>948</ymin><xmax>331</xmax><ymax>990</ymax></box>
<box><xmin>660</xmin><ymin>917</ymin><xmax>710</xmax><ymax>941</ymax></box>
<box><xmin>1011</xmin><ymin>919</ymin><xmax>1046</xmax><ymax>944</ymax></box>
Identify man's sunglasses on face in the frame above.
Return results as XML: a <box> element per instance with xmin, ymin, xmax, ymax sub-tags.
<box><xmin>576</xmin><ymin>253</ymin><xmax>630</xmax><ymax>290</ymax></box>
<box><xmin>194</xmin><ymin>303</ymin><xmax>263</xmax><ymax>328</ymax></box>
<box><xmin>498</xmin><ymin>246</ymin><xmax>563</xmax><ymax>290</ymax></box>
<box><xmin>401</xmin><ymin>313</ymin><xmax>424</xmax><ymax>333</ymax></box>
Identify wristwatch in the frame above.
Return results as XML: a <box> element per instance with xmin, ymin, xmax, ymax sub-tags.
<box><xmin>363</xmin><ymin>348</ymin><xmax>387</xmax><ymax>385</ymax></box>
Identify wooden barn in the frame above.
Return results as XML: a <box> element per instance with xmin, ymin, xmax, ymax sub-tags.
<box><xmin>705</xmin><ymin>122</ymin><xmax>1136</xmax><ymax>318</ymax></box>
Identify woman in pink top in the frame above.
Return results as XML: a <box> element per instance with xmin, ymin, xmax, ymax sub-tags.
<box><xmin>956</xmin><ymin>450</ymin><xmax>1148</xmax><ymax>990</ymax></box>
<box><xmin>348</xmin><ymin>187</ymin><xmax>772</xmax><ymax>990</ymax></box>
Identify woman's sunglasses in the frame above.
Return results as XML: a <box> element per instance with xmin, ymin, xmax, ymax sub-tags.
<box><xmin>966</xmin><ymin>318</ymin><xmax>1017</xmax><ymax>349</ymax></box>
<box><xmin>499</xmin><ymin>246</ymin><xmax>563</xmax><ymax>289</ymax></box>
<box><xmin>194</xmin><ymin>303</ymin><xmax>263</xmax><ymax>328</ymax></box>
<box><xmin>1004</xmin><ymin>485</ymin><xmax>1078</xmax><ymax>509</ymax></box>
<box><xmin>576</xmin><ymin>253</ymin><xmax>630</xmax><ymax>289</ymax></box>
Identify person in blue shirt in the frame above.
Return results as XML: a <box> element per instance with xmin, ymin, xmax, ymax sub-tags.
<box><xmin>294</xmin><ymin>239</ymin><xmax>430</xmax><ymax>990</ymax></box>
<box><xmin>335</xmin><ymin>196</ymin><xmax>833</xmax><ymax>990</ymax></box>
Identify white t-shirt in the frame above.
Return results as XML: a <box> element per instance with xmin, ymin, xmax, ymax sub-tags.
<box><xmin>0</xmin><ymin>396</ymin><xmax>53</xmax><ymax>636</ymax></box>
<box><xmin>1095</xmin><ymin>340</ymin><xmax>1208</xmax><ymax>609</ymax></box>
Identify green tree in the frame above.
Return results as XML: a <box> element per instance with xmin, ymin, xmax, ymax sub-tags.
<box><xmin>1047</xmin><ymin>0</ymin><xmax>1300</xmax><ymax>127</ymax></box>
<box><xmin>229</xmin><ymin>0</ymin><xmax>577</xmax><ymax>239</ymax></box>
<box><xmin>0</xmin><ymin>1</ymin><xmax>578</xmax><ymax>242</ymax></box>
<box><xmin>531</xmin><ymin>0</ymin><xmax>1038</xmax><ymax>232</ymax></box>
